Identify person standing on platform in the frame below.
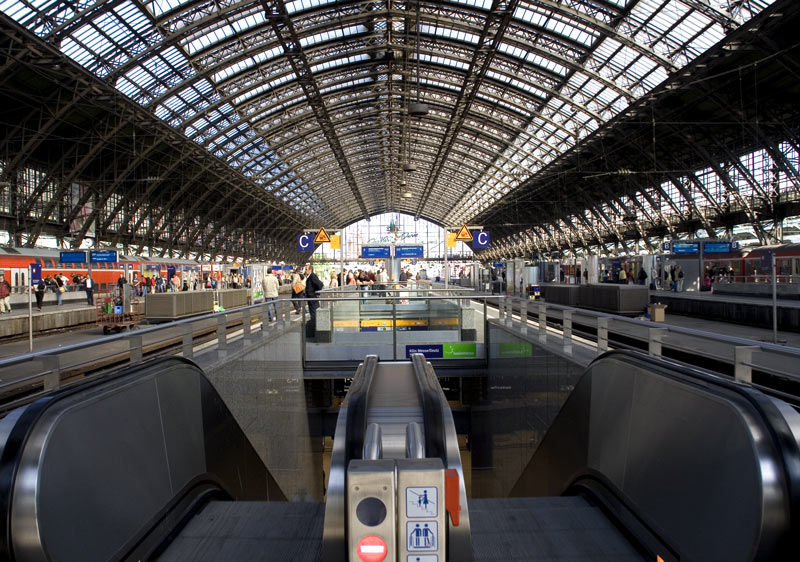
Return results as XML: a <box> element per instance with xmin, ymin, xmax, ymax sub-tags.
<box><xmin>54</xmin><ymin>275</ymin><xmax>65</xmax><ymax>306</ymax></box>
<box><xmin>618</xmin><ymin>268</ymin><xmax>627</xmax><ymax>285</ymax></box>
<box><xmin>304</xmin><ymin>264</ymin><xmax>324</xmax><ymax>334</ymax></box>
<box><xmin>262</xmin><ymin>270</ymin><xmax>279</xmax><ymax>322</ymax></box>
<box><xmin>328</xmin><ymin>272</ymin><xmax>339</xmax><ymax>289</ymax></box>
<box><xmin>291</xmin><ymin>270</ymin><xmax>305</xmax><ymax>314</ymax></box>
<box><xmin>35</xmin><ymin>277</ymin><xmax>45</xmax><ymax>311</ymax></box>
<box><xmin>638</xmin><ymin>267</ymin><xmax>648</xmax><ymax>286</ymax></box>
<box><xmin>677</xmin><ymin>266</ymin><xmax>684</xmax><ymax>292</ymax></box>
<box><xmin>0</xmin><ymin>274</ymin><xmax>11</xmax><ymax>313</ymax></box>
<box><xmin>83</xmin><ymin>274</ymin><xmax>94</xmax><ymax>306</ymax></box>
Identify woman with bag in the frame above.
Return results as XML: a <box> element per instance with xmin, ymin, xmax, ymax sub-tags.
<box><xmin>291</xmin><ymin>270</ymin><xmax>305</xmax><ymax>314</ymax></box>
<box><xmin>55</xmin><ymin>275</ymin><xmax>65</xmax><ymax>306</ymax></box>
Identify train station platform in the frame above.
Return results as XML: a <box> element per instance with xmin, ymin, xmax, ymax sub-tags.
<box><xmin>649</xmin><ymin>289</ymin><xmax>800</xmax><ymax>332</ymax></box>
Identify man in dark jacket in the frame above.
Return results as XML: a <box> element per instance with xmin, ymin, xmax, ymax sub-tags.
<box><xmin>304</xmin><ymin>264</ymin><xmax>325</xmax><ymax>333</ymax></box>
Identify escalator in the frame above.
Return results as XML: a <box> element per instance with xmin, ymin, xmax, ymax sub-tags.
<box><xmin>471</xmin><ymin>350</ymin><xmax>800</xmax><ymax>561</ymax></box>
<box><xmin>0</xmin><ymin>357</ymin><xmax>301</xmax><ymax>562</ymax></box>
<box><xmin>0</xmin><ymin>350</ymin><xmax>798</xmax><ymax>561</ymax></box>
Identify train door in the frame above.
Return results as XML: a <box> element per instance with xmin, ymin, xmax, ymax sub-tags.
<box><xmin>10</xmin><ymin>267</ymin><xmax>27</xmax><ymax>292</ymax></box>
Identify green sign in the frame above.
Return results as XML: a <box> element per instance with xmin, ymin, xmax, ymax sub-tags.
<box><xmin>498</xmin><ymin>341</ymin><xmax>533</xmax><ymax>358</ymax></box>
<box><xmin>443</xmin><ymin>343</ymin><xmax>477</xmax><ymax>358</ymax></box>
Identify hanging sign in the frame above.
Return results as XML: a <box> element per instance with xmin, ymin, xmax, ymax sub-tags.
<box><xmin>297</xmin><ymin>233</ymin><xmax>313</xmax><ymax>252</ymax></box>
<box><xmin>314</xmin><ymin>227</ymin><xmax>331</xmax><ymax>244</ymax></box>
<box><xmin>455</xmin><ymin>224</ymin><xmax>473</xmax><ymax>242</ymax></box>
<box><xmin>472</xmin><ymin>231</ymin><xmax>490</xmax><ymax>249</ymax></box>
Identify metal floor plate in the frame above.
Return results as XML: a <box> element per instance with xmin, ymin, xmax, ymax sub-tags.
<box><xmin>156</xmin><ymin>501</ymin><xmax>324</xmax><ymax>562</ymax></box>
<box><xmin>470</xmin><ymin>496</ymin><xmax>648</xmax><ymax>561</ymax></box>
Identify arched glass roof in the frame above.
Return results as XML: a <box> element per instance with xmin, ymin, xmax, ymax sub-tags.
<box><xmin>0</xmin><ymin>0</ymin><xmax>775</xmax><ymax>229</ymax></box>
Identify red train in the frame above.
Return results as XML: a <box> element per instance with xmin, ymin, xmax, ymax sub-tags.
<box><xmin>702</xmin><ymin>243</ymin><xmax>800</xmax><ymax>284</ymax></box>
<box><xmin>0</xmin><ymin>247</ymin><xmax>203</xmax><ymax>292</ymax></box>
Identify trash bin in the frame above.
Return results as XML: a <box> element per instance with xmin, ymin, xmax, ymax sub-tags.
<box><xmin>648</xmin><ymin>303</ymin><xmax>666</xmax><ymax>322</ymax></box>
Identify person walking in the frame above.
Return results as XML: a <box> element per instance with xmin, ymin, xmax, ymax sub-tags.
<box><xmin>262</xmin><ymin>270</ymin><xmax>279</xmax><ymax>322</ymax></box>
<box><xmin>0</xmin><ymin>274</ymin><xmax>11</xmax><ymax>314</ymax></box>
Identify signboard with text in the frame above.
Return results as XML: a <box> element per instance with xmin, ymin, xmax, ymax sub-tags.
<box><xmin>297</xmin><ymin>233</ymin><xmax>314</xmax><ymax>252</ymax></box>
<box><xmin>472</xmin><ymin>231</ymin><xmax>490</xmax><ymax>249</ymax></box>
<box><xmin>395</xmin><ymin>245</ymin><xmax>424</xmax><ymax>258</ymax></box>
<box><xmin>361</xmin><ymin>246</ymin><xmax>391</xmax><ymax>259</ymax></box>
<box><xmin>703</xmin><ymin>242</ymin><xmax>732</xmax><ymax>254</ymax></box>
<box><xmin>90</xmin><ymin>250</ymin><xmax>118</xmax><ymax>263</ymax></box>
<box><xmin>671</xmin><ymin>242</ymin><xmax>699</xmax><ymax>255</ymax></box>
<box><xmin>59</xmin><ymin>251</ymin><xmax>87</xmax><ymax>264</ymax></box>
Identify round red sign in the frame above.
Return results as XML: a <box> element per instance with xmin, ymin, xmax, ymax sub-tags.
<box><xmin>356</xmin><ymin>535</ymin><xmax>387</xmax><ymax>562</ymax></box>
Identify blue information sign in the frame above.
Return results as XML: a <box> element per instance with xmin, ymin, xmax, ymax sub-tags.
<box><xmin>90</xmin><ymin>250</ymin><xmax>118</xmax><ymax>263</ymax></box>
<box><xmin>297</xmin><ymin>233</ymin><xmax>313</xmax><ymax>252</ymax></box>
<box><xmin>472</xmin><ymin>231</ymin><xmax>490</xmax><ymax>249</ymax></box>
<box><xmin>59</xmin><ymin>251</ymin><xmax>87</xmax><ymax>264</ymax></box>
<box><xmin>395</xmin><ymin>245</ymin><xmax>424</xmax><ymax>258</ymax></box>
<box><xmin>672</xmin><ymin>242</ymin><xmax>699</xmax><ymax>255</ymax></box>
<box><xmin>361</xmin><ymin>246</ymin><xmax>391</xmax><ymax>259</ymax></box>
<box><xmin>30</xmin><ymin>264</ymin><xmax>42</xmax><ymax>285</ymax></box>
<box><xmin>406</xmin><ymin>345</ymin><xmax>443</xmax><ymax>359</ymax></box>
<box><xmin>703</xmin><ymin>242</ymin><xmax>732</xmax><ymax>254</ymax></box>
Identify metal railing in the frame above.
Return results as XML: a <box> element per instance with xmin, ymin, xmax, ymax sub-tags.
<box><xmin>2</xmin><ymin>290</ymin><xmax>798</xmax><ymax>414</ymax></box>
<box><xmin>0</xmin><ymin>296</ymin><xmax>298</xmax><ymax>412</ymax></box>
<box><xmin>493</xmin><ymin>297</ymin><xmax>800</xmax><ymax>402</ymax></box>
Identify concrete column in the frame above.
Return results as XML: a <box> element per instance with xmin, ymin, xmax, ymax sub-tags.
<box><xmin>734</xmin><ymin>346</ymin><xmax>760</xmax><ymax>384</ymax></box>
<box><xmin>182</xmin><ymin>323</ymin><xmax>193</xmax><ymax>359</ymax></box>
<box><xmin>648</xmin><ymin>328</ymin><xmax>667</xmax><ymax>357</ymax></box>
<box><xmin>597</xmin><ymin>317</ymin><xmax>609</xmax><ymax>354</ymax></box>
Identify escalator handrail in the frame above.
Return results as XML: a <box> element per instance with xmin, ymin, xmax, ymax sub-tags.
<box><xmin>0</xmin><ymin>356</ymin><xmax>203</xmax><ymax>562</ymax></box>
<box><xmin>344</xmin><ymin>354</ymin><xmax>378</xmax><ymax>463</ymax></box>
<box><xmin>410</xmin><ymin>353</ymin><xmax>446</xmax><ymax>462</ymax></box>
<box><xmin>599</xmin><ymin>349</ymin><xmax>800</xmax><ymax>521</ymax></box>
<box><xmin>592</xmin><ymin>350</ymin><xmax>800</xmax><ymax>555</ymax></box>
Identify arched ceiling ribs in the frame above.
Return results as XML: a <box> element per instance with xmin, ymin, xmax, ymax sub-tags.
<box><xmin>260</xmin><ymin>0</ymin><xmax>369</xmax><ymax>220</ymax></box>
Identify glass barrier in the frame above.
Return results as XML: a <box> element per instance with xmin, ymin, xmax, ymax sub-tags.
<box><xmin>305</xmin><ymin>288</ymin><xmax>487</xmax><ymax>364</ymax></box>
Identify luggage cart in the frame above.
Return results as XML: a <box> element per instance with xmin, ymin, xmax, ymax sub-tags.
<box><xmin>96</xmin><ymin>286</ymin><xmax>142</xmax><ymax>334</ymax></box>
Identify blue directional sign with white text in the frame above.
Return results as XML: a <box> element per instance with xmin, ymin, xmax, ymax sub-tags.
<box><xmin>361</xmin><ymin>246</ymin><xmax>391</xmax><ymax>259</ymax></box>
<box><xmin>671</xmin><ymin>242</ymin><xmax>699</xmax><ymax>255</ymax></box>
<box><xmin>59</xmin><ymin>251</ymin><xmax>87</xmax><ymax>264</ymax></box>
<box><xmin>90</xmin><ymin>250</ymin><xmax>118</xmax><ymax>263</ymax></box>
<box><xmin>395</xmin><ymin>245</ymin><xmax>424</xmax><ymax>258</ymax></box>
<box><xmin>31</xmin><ymin>264</ymin><xmax>42</xmax><ymax>285</ymax></box>
<box><xmin>703</xmin><ymin>242</ymin><xmax>732</xmax><ymax>254</ymax></box>
<box><xmin>472</xmin><ymin>231</ymin><xmax>490</xmax><ymax>249</ymax></box>
<box><xmin>297</xmin><ymin>233</ymin><xmax>314</xmax><ymax>252</ymax></box>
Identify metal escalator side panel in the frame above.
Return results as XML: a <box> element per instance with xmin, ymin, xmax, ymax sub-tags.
<box><xmin>2</xmin><ymin>357</ymin><xmax>281</xmax><ymax>562</ymax></box>
<box><xmin>511</xmin><ymin>350</ymin><xmax>796</xmax><ymax>562</ymax></box>
<box><xmin>322</xmin><ymin>355</ymin><xmax>379</xmax><ymax>562</ymax></box>
<box><xmin>410</xmin><ymin>353</ymin><xmax>473</xmax><ymax>562</ymax></box>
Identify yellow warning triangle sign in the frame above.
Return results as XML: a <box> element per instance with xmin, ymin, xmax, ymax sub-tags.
<box><xmin>455</xmin><ymin>224</ymin><xmax>473</xmax><ymax>242</ymax></box>
<box><xmin>314</xmin><ymin>227</ymin><xmax>331</xmax><ymax>244</ymax></box>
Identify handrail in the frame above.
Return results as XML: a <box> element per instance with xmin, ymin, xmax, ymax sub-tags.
<box><xmin>410</xmin><ymin>353</ymin><xmax>446</xmax><ymax>461</ymax></box>
<box><xmin>512</xmin><ymin>349</ymin><xmax>800</xmax><ymax>560</ymax></box>
<box><xmin>344</xmin><ymin>355</ymin><xmax>378</xmax><ymax>463</ymax></box>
